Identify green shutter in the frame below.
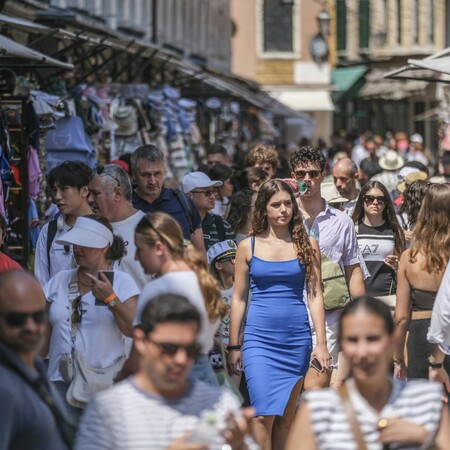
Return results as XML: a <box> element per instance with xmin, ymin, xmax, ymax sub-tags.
<box><xmin>336</xmin><ymin>0</ymin><xmax>346</xmax><ymax>51</ymax></box>
<box><xmin>359</xmin><ymin>0</ymin><xmax>370</xmax><ymax>50</ymax></box>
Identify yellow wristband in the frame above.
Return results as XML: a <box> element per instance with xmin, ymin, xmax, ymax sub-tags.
<box><xmin>103</xmin><ymin>293</ymin><xmax>117</xmax><ymax>304</ymax></box>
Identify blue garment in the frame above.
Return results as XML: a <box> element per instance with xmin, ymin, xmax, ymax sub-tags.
<box><xmin>243</xmin><ymin>240</ymin><xmax>312</xmax><ymax>416</ymax></box>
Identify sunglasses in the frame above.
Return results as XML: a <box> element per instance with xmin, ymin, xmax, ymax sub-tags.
<box><xmin>191</xmin><ymin>189</ymin><xmax>218</xmax><ymax>197</ymax></box>
<box><xmin>364</xmin><ymin>195</ymin><xmax>386</xmax><ymax>205</ymax></box>
<box><xmin>148</xmin><ymin>338</ymin><xmax>201</xmax><ymax>359</ymax></box>
<box><xmin>293</xmin><ymin>170</ymin><xmax>321</xmax><ymax>179</ymax></box>
<box><xmin>96</xmin><ymin>164</ymin><xmax>121</xmax><ymax>187</ymax></box>
<box><xmin>71</xmin><ymin>295</ymin><xmax>83</xmax><ymax>326</ymax></box>
<box><xmin>0</xmin><ymin>310</ymin><xmax>48</xmax><ymax>327</ymax></box>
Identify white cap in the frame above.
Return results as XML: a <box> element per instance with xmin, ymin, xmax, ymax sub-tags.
<box><xmin>207</xmin><ymin>240</ymin><xmax>237</xmax><ymax>265</ymax></box>
<box><xmin>410</xmin><ymin>133</ymin><xmax>424</xmax><ymax>144</ymax></box>
<box><xmin>56</xmin><ymin>216</ymin><xmax>114</xmax><ymax>248</ymax></box>
<box><xmin>181</xmin><ymin>171</ymin><xmax>222</xmax><ymax>193</ymax></box>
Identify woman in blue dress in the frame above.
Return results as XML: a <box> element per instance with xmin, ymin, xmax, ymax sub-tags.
<box><xmin>229</xmin><ymin>179</ymin><xmax>330</xmax><ymax>450</ymax></box>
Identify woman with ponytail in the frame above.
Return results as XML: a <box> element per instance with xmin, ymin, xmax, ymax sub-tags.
<box><xmin>134</xmin><ymin>211</ymin><xmax>227</xmax><ymax>385</ymax></box>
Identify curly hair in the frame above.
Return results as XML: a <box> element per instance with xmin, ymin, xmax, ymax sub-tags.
<box><xmin>399</xmin><ymin>180</ymin><xmax>428</xmax><ymax>229</ymax></box>
<box><xmin>290</xmin><ymin>145</ymin><xmax>326</xmax><ymax>172</ymax></box>
<box><xmin>232</xmin><ymin>167</ymin><xmax>268</xmax><ymax>192</ymax></box>
<box><xmin>250</xmin><ymin>179</ymin><xmax>315</xmax><ymax>278</ymax></box>
<box><xmin>246</xmin><ymin>144</ymin><xmax>280</xmax><ymax>171</ymax></box>
<box><xmin>351</xmin><ymin>181</ymin><xmax>405</xmax><ymax>254</ymax></box>
<box><xmin>226</xmin><ymin>189</ymin><xmax>254</xmax><ymax>234</ymax></box>
<box><xmin>410</xmin><ymin>183</ymin><xmax>450</xmax><ymax>274</ymax></box>
<box><xmin>135</xmin><ymin>212</ymin><xmax>227</xmax><ymax>321</ymax></box>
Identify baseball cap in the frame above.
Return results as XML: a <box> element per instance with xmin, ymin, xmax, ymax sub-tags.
<box><xmin>182</xmin><ymin>171</ymin><xmax>222</xmax><ymax>193</ymax></box>
<box><xmin>56</xmin><ymin>216</ymin><xmax>114</xmax><ymax>248</ymax></box>
<box><xmin>207</xmin><ymin>240</ymin><xmax>237</xmax><ymax>265</ymax></box>
<box><xmin>410</xmin><ymin>133</ymin><xmax>424</xmax><ymax>144</ymax></box>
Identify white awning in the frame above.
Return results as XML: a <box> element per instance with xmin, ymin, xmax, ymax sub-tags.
<box><xmin>267</xmin><ymin>90</ymin><xmax>334</xmax><ymax>112</ymax></box>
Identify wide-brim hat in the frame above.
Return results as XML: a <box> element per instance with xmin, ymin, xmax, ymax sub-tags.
<box><xmin>397</xmin><ymin>171</ymin><xmax>428</xmax><ymax>193</ymax></box>
<box><xmin>379</xmin><ymin>150</ymin><xmax>405</xmax><ymax>171</ymax></box>
<box><xmin>321</xmin><ymin>182</ymin><xmax>348</xmax><ymax>204</ymax></box>
<box><xmin>182</xmin><ymin>171</ymin><xmax>222</xmax><ymax>193</ymax></box>
<box><xmin>207</xmin><ymin>240</ymin><xmax>237</xmax><ymax>265</ymax></box>
<box><xmin>56</xmin><ymin>216</ymin><xmax>113</xmax><ymax>248</ymax></box>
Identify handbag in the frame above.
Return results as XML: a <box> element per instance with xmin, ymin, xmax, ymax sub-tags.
<box><xmin>62</xmin><ymin>271</ymin><xmax>125</xmax><ymax>409</ymax></box>
<box><xmin>321</xmin><ymin>252</ymin><xmax>351</xmax><ymax>311</ymax></box>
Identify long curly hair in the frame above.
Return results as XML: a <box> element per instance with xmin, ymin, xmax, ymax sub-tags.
<box><xmin>135</xmin><ymin>212</ymin><xmax>226</xmax><ymax>321</ymax></box>
<box><xmin>410</xmin><ymin>183</ymin><xmax>450</xmax><ymax>274</ymax></box>
<box><xmin>351</xmin><ymin>181</ymin><xmax>405</xmax><ymax>254</ymax></box>
<box><xmin>226</xmin><ymin>189</ymin><xmax>254</xmax><ymax>234</ymax></box>
<box><xmin>399</xmin><ymin>180</ymin><xmax>428</xmax><ymax>229</ymax></box>
<box><xmin>250</xmin><ymin>179</ymin><xmax>315</xmax><ymax>277</ymax></box>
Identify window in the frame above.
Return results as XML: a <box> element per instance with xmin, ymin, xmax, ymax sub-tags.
<box><xmin>396</xmin><ymin>0</ymin><xmax>402</xmax><ymax>45</ymax></box>
<box><xmin>412</xmin><ymin>0</ymin><xmax>419</xmax><ymax>45</ymax></box>
<box><xmin>336</xmin><ymin>0</ymin><xmax>347</xmax><ymax>51</ymax></box>
<box><xmin>263</xmin><ymin>0</ymin><xmax>294</xmax><ymax>53</ymax></box>
<box><xmin>359</xmin><ymin>0</ymin><xmax>370</xmax><ymax>50</ymax></box>
<box><xmin>426</xmin><ymin>0</ymin><xmax>434</xmax><ymax>44</ymax></box>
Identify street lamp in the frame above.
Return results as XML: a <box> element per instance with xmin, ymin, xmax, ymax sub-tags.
<box><xmin>309</xmin><ymin>8</ymin><xmax>330</xmax><ymax>63</ymax></box>
<box><xmin>317</xmin><ymin>9</ymin><xmax>331</xmax><ymax>37</ymax></box>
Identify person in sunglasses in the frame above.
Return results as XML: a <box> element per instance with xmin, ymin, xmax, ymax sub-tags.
<box><xmin>34</xmin><ymin>161</ymin><xmax>93</xmax><ymax>286</ymax></box>
<box><xmin>182</xmin><ymin>171</ymin><xmax>236</xmax><ymax>250</ymax></box>
<box><xmin>290</xmin><ymin>145</ymin><xmax>366</xmax><ymax>391</ymax></box>
<box><xmin>76</xmin><ymin>294</ymin><xmax>257</xmax><ymax>450</ymax></box>
<box><xmin>351</xmin><ymin>181</ymin><xmax>405</xmax><ymax>299</ymax></box>
<box><xmin>0</xmin><ymin>271</ymin><xmax>73</xmax><ymax>449</ymax></box>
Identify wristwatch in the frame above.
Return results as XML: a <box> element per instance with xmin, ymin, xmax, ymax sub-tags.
<box><xmin>108</xmin><ymin>297</ymin><xmax>120</xmax><ymax>310</ymax></box>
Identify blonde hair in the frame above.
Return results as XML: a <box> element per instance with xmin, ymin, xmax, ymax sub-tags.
<box><xmin>135</xmin><ymin>212</ymin><xmax>227</xmax><ymax>321</ymax></box>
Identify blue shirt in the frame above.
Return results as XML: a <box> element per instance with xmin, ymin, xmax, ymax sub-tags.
<box><xmin>132</xmin><ymin>187</ymin><xmax>202</xmax><ymax>240</ymax></box>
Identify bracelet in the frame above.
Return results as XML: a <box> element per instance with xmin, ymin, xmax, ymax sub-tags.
<box><xmin>227</xmin><ymin>345</ymin><xmax>241</xmax><ymax>351</ymax></box>
<box><xmin>428</xmin><ymin>359</ymin><xmax>444</xmax><ymax>369</ymax></box>
<box><xmin>392</xmin><ymin>357</ymin><xmax>405</xmax><ymax>365</ymax></box>
<box><xmin>103</xmin><ymin>292</ymin><xmax>117</xmax><ymax>304</ymax></box>
<box><xmin>108</xmin><ymin>297</ymin><xmax>120</xmax><ymax>310</ymax></box>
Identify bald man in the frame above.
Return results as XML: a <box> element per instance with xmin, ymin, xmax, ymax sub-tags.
<box><xmin>332</xmin><ymin>158</ymin><xmax>360</xmax><ymax>216</ymax></box>
<box><xmin>0</xmin><ymin>271</ymin><xmax>73</xmax><ymax>449</ymax></box>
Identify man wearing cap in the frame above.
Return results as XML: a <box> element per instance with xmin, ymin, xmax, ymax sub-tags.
<box><xmin>182</xmin><ymin>172</ymin><xmax>235</xmax><ymax>250</ymax></box>
<box><xmin>409</xmin><ymin>133</ymin><xmax>429</xmax><ymax>166</ymax></box>
<box><xmin>88</xmin><ymin>164</ymin><xmax>151</xmax><ymax>290</ymax></box>
<box><xmin>130</xmin><ymin>145</ymin><xmax>206</xmax><ymax>255</ymax></box>
<box><xmin>332</xmin><ymin>158</ymin><xmax>360</xmax><ymax>216</ymax></box>
<box><xmin>371</xmin><ymin>149</ymin><xmax>405</xmax><ymax>196</ymax></box>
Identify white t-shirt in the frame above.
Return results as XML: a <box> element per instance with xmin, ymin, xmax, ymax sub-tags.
<box><xmin>44</xmin><ymin>269</ymin><xmax>140</xmax><ymax>382</ymax></box>
<box><xmin>111</xmin><ymin>210</ymin><xmax>151</xmax><ymax>290</ymax></box>
<box><xmin>34</xmin><ymin>216</ymin><xmax>77</xmax><ymax>286</ymax></box>
<box><xmin>219</xmin><ymin>285</ymin><xmax>234</xmax><ymax>345</ymax></box>
<box><xmin>135</xmin><ymin>271</ymin><xmax>219</xmax><ymax>354</ymax></box>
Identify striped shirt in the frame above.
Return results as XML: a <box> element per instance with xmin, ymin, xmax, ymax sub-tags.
<box><xmin>76</xmin><ymin>379</ymin><xmax>257</xmax><ymax>450</ymax></box>
<box><xmin>304</xmin><ymin>378</ymin><xmax>443</xmax><ymax>450</ymax></box>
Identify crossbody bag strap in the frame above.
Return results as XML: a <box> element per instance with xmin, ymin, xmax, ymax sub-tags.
<box><xmin>338</xmin><ymin>384</ymin><xmax>368</xmax><ymax>450</ymax></box>
<box><xmin>68</xmin><ymin>270</ymin><xmax>80</xmax><ymax>352</ymax></box>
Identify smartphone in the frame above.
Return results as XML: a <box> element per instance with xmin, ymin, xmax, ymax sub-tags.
<box><xmin>95</xmin><ymin>271</ymin><xmax>115</xmax><ymax>305</ymax></box>
<box><xmin>310</xmin><ymin>357</ymin><xmax>323</xmax><ymax>372</ymax></box>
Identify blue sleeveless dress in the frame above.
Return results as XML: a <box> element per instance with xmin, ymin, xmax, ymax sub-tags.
<box><xmin>243</xmin><ymin>239</ymin><xmax>312</xmax><ymax>416</ymax></box>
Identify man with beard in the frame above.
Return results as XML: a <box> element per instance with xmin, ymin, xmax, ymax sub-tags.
<box><xmin>332</xmin><ymin>158</ymin><xmax>360</xmax><ymax>216</ymax></box>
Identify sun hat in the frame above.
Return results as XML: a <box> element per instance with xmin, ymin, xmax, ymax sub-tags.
<box><xmin>182</xmin><ymin>171</ymin><xmax>223</xmax><ymax>193</ymax></box>
<box><xmin>56</xmin><ymin>216</ymin><xmax>114</xmax><ymax>248</ymax></box>
<box><xmin>378</xmin><ymin>150</ymin><xmax>405</xmax><ymax>171</ymax></box>
<box><xmin>207</xmin><ymin>240</ymin><xmax>237</xmax><ymax>265</ymax></box>
<box><xmin>397</xmin><ymin>171</ymin><xmax>428</xmax><ymax>193</ymax></box>
<box><xmin>321</xmin><ymin>182</ymin><xmax>348</xmax><ymax>204</ymax></box>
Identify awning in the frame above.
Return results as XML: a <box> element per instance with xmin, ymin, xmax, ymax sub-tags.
<box><xmin>332</xmin><ymin>65</ymin><xmax>368</xmax><ymax>102</ymax></box>
<box><xmin>267</xmin><ymin>90</ymin><xmax>335</xmax><ymax>112</ymax></box>
<box><xmin>0</xmin><ymin>34</ymin><xmax>74</xmax><ymax>70</ymax></box>
<box><xmin>385</xmin><ymin>47</ymin><xmax>450</xmax><ymax>83</ymax></box>
<box><xmin>360</xmin><ymin>70</ymin><xmax>428</xmax><ymax>100</ymax></box>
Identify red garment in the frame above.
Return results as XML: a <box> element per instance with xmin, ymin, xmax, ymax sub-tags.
<box><xmin>0</xmin><ymin>252</ymin><xmax>23</xmax><ymax>272</ymax></box>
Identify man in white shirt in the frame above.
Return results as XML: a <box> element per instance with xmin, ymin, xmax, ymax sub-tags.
<box><xmin>76</xmin><ymin>293</ymin><xmax>255</xmax><ymax>450</ymax></box>
<box><xmin>332</xmin><ymin>158</ymin><xmax>360</xmax><ymax>216</ymax></box>
<box><xmin>88</xmin><ymin>164</ymin><xmax>150</xmax><ymax>290</ymax></box>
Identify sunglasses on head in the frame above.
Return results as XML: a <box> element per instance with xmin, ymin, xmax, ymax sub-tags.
<box><xmin>364</xmin><ymin>195</ymin><xmax>386</xmax><ymax>205</ymax></box>
<box><xmin>1</xmin><ymin>310</ymin><xmax>48</xmax><ymax>327</ymax></box>
<box><xmin>147</xmin><ymin>338</ymin><xmax>201</xmax><ymax>359</ymax></box>
<box><xmin>293</xmin><ymin>170</ymin><xmax>321</xmax><ymax>179</ymax></box>
<box><xmin>96</xmin><ymin>164</ymin><xmax>121</xmax><ymax>187</ymax></box>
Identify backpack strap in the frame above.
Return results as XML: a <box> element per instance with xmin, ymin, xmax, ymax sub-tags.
<box><xmin>213</xmin><ymin>214</ymin><xmax>226</xmax><ymax>242</ymax></box>
<box><xmin>172</xmin><ymin>188</ymin><xmax>196</xmax><ymax>235</ymax></box>
<box><xmin>46</xmin><ymin>219</ymin><xmax>58</xmax><ymax>274</ymax></box>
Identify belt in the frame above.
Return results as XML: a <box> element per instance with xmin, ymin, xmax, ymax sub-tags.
<box><xmin>411</xmin><ymin>310</ymin><xmax>432</xmax><ymax>320</ymax></box>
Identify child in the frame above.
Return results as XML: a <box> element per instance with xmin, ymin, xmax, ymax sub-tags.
<box><xmin>0</xmin><ymin>214</ymin><xmax>23</xmax><ymax>272</ymax></box>
<box><xmin>207</xmin><ymin>240</ymin><xmax>240</xmax><ymax>386</ymax></box>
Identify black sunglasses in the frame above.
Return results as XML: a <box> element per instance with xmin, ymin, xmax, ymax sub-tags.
<box><xmin>71</xmin><ymin>295</ymin><xmax>83</xmax><ymax>326</ymax></box>
<box><xmin>364</xmin><ymin>195</ymin><xmax>386</xmax><ymax>205</ymax></box>
<box><xmin>293</xmin><ymin>169</ymin><xmax>321</xmax><ymax>179</ymax></box>
<box><xmin>1</xmin><ymin>310</ymin><xmax>48</xmax><ymax>327</ymax></box>
<box><xmin>148</xmin><ymin>338</ymin><xmax>201</xmax><ymax>359</ymax></box>
<box><xmin>96</xmin><ymin>164</ymin><xmax>121</xmax><ymax>187</ymax></box>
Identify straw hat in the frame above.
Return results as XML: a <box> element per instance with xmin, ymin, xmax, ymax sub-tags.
<box><xmin>321</xmin><ymin>182</ymin><xmax>348</xmax><ymax>204</ymax></box>
<box><xmin>397</xmin><ymin>171</ymin><xmax>428</xmax><ymax>193</ymax></box>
